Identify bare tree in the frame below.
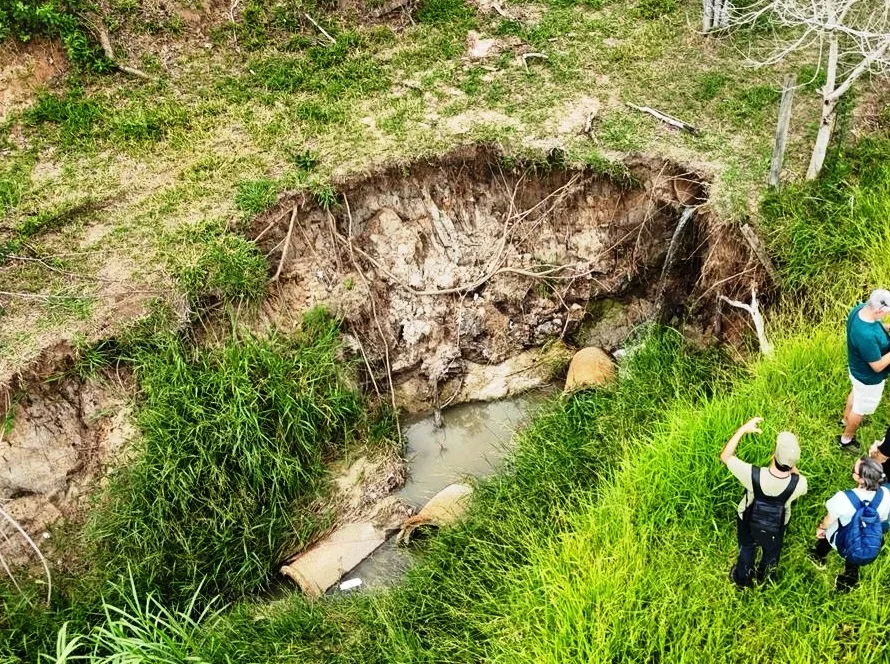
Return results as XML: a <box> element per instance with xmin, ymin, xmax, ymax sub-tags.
<box><xmin>729</xmin><ymin>0</ymin><xmax>890</xmax><ymax>179</ymax></box>
<box><xmin>703</xmin><ymin>0</ymin><xmax>732</xmax><ymax>33</ymax></box>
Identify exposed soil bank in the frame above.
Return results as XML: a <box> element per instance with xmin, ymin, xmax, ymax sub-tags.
<box><xmin>250</xmin><ymin>144</ymin><xmax>756</xmax><ymax>411</ymax></box>
<box><xmin>0</xmin><ymin>372</ymin><xmax>135</xmax><ymax>566</ymax></box>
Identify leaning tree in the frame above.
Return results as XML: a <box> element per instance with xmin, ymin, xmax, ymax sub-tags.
<box><xmin>726</xmin><ymin>0</ymin><xmax>890</xmax><ymax>179</ymax></box>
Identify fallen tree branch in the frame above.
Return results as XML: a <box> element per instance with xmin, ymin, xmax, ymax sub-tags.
<box><xmin>626</xmin><ymin>102</ymin><xmax>700</xmax><ymax>135</ymax></box>
<box><xmin>304</xmin><ymin>12</ymin><xmax>336</xmax><ymax>44</ymax></box>
<box><xmin>0</xmin><ymin>290</ymin><xmax>90</xmax><ymax>301</ymax></box>
<box><xmin>491</xmin><ymin>1</ymin><xmax>511</xmax><ymax>18</ymax></box>
<box><xmin>740</xmin><ymin>223</ymin><xmax>781</xmax><ymax>286</ymax></box>
<box><xmin>94</xmin><ymin>21</ymin><xmax>156</xmax><ymax>81</ymax></box>
<box><xmin>4</xmin><ymin>255</ymin><xmax>117</xmax><ymax>283</ymax></box>
<box><xmin>522</xmin><ymin>52</ymin><xmax>548</xmax><ymax>70</ymax></box>
<box><xmin>719</xmin><ymin>287</ymin><xmax>772</xmax><ymax>356</ymax></box>
<box><xmin>272</xmin><ymin>207</ymin><xmax>298</xmax><ymax>282</ymax></box>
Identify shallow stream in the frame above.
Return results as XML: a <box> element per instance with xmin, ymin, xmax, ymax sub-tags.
<box><xmin>339</xmin><ymin>391</ymin><xmax>548</xmax><ymax>590</ymax></box>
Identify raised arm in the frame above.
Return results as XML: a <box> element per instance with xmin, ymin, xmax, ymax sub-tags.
<box><xmin>720</xmin><ymin>417</ymin><xmax>763</xmax><ymax>464</ymax></box>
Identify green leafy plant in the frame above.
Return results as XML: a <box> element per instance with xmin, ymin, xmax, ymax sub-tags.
<box><xmin>87</xmin><ymin>316</ymin><xmax>369</xmax><ymax>604</ymax></box>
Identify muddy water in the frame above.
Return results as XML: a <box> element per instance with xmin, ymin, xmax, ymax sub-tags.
<box><xmin>339</xmin><ymin>391</ymin><xmax>548</xmax><ymax>591</ymax></box>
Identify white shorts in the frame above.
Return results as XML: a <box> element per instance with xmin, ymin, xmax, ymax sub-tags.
<box><xmin>850</xmin><ymin>373</ymin><xmax>885</xmax><ymax>416</ymax></box>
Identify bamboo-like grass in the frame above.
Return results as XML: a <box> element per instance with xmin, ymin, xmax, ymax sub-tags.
<box><xmin>87</xmin><ymin>309</ymin><xmax>372</xmax><ymax>605</ymax></box>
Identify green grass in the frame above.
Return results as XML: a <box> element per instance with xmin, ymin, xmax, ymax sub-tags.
<box><xmin>86</xmin><ymin>311</ymin><xmax>378</xmax><ymax>605</ymax></box>
<box><xmin>163</xmin><ymin>220</ymin><xmax>269</xmax><ymax>303</ymax></box>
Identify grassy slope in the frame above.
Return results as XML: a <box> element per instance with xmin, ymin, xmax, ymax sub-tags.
<box><xmin>0</xmin><ymin>0</ymin><xmax>822</xmax><ymax>377</ymax></box>
<box><xmin>483</xmin><ymin>138</ymin><xmax>890</xmax><ymax>663</ymax></box>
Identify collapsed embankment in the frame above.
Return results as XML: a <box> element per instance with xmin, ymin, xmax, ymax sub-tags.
<box><xmin>0</xmin><ymin>144</ymin><xmax>765</xmax><ymax>597</ymax></box>
<box><xmin>249</xmin><ymin>144</ymin><xmax>758</xmax><ymax>411</ymax></box>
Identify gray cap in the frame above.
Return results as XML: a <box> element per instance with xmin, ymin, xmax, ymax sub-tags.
<box><xmin>775</xmin><ymin>431</ymin><xmax>800</xmax><ymax>467</ymax></box>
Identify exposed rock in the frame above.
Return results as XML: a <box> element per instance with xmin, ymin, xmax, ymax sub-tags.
<box><xmin>564</xmin><ymin>347</ymin><xmax>616</xmax><ymax>392</ymax></box>
<box><xmin>577</xmin><ymin>298</ymin><xmax>656</xmax><ymax>351</ymax></box>
<box><xmin>0</xmin><ymin>375</ymin><xmax>136</xmax><ymax>567</ymax></box>
<box><xmin>0</xmin><ymin>396</ymin><xmax>79</xmax><ymax>497</ymax></box>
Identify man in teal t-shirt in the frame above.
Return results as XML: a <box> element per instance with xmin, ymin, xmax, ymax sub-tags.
<box><xmin>840</xmin><ymin>289</ymin><xmax>890</xmax><ymax>450</ymax></box>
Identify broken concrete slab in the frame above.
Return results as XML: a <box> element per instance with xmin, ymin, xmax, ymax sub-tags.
<box><xmin>397</xmin><ymin>483</ymin><xmax>473</xmax><ymax>545</ymax></box>
<box><xmin>280</xmin><ymin>522</ymin><xmax>388</xmax><ymax>598</ymax></box>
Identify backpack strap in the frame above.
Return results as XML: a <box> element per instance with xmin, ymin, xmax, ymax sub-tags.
<box><xmin>777</xmin><ymin>473</ymin><xmax>800</xmax><ymax>502</ymax></box>
<box><xmin>750</xmin><ymin>467</ymin><xmax>799</xmax><ymax>502</ymax></box>
<box><xmin>844</xmin><ymin>489</ymin><xmax>862</xmax><ymax>510</ymax></box>
<box><xmin>751</xmin><ymin>466</ymin><xmax>763</xmax><ymax>499</ymax></box>
<box><xmin>871</xmin><ymin>487</ymin><xmax>885</xmax><ymax>510</ymax></box>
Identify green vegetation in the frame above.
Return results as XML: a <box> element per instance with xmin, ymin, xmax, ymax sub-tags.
<box><xmin>90</xmin><ymin>314</ymin><xmax>372</xmax><ymax>603</ymax></box>
<box><xmin>0</xmin><ymin>0</ymin><xmax>109</xmax><ymax>71</ymax></box>
<box><xmin>5</xmin><ymin>133</ymin><xmax>887</xmax><ymax>664</ymax></box>
<box><xmin>3</xmin><ymin>0</ymin><xmax>890</xmax><ymax>660</ymax></box>
<box><xmin>23</xmin><ymin>88</ymin><xmax>190</xmax><ymax>149</ymax></box>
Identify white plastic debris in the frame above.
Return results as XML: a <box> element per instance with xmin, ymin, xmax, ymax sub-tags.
<box><xmin>340</xmin><ymin>578</ymin><xmax>363</xmax><ymax>591</ymax></box>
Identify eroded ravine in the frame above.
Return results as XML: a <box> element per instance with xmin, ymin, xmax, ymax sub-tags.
<box><xmin>248</xmin><ymin>145</ymin><xmax>753</xmax><ymax>412</ymax></box>
<box><xmin>1</xmin><ymin>144</ymin><xmax>765</xmax><ymax>581</ymax></box>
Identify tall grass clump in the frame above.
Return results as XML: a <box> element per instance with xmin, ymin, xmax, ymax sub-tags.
<box><xmin>761</xmin><ymin>137</ymin><xmax>890</xmax><ymax>312</ymax></box>
<box><xmin>87</xmin><ymin>311</ymin><xmax>371</xmax><ymax>605</ymax></box>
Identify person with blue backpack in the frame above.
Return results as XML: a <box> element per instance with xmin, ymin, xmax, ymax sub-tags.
<box><xmin>811</xmin><ymin>457</ymin><xmax>890</xmax><ymax>592</ymax></box>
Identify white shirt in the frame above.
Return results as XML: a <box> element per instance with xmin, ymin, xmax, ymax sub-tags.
<box><xmin>825</xmin><ymin>486</ymin><xmax>890</xmax><ymax>547</ymax></box>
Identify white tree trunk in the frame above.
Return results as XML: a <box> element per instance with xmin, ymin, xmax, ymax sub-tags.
<box><xmin>715</xmin><ymin>0</ymin><xmax>731</xmax><ymax>28</ymax></box>
<box><xmin>703</xmin><ymin>0</ymin><xmax>714</xmax><ymax>32</ymax></box>
<box><xmin>806</xmin><ymin>30</ymin><xmax>839</xmax><ymax>180</ymax></box>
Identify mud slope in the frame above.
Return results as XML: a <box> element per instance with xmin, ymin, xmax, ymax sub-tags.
<box><xmin>249</xmin><ymin>145</ymin><xmax>759</xmax><ymax>411</ymax></box>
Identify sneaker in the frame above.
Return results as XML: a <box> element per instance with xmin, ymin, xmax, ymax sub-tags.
<box><xmin>835</xmin><ymin>576</ymin><xmax>857</xmax><ymax>593</ymax></box>
<box><xmin>837</xmin><ymin>435</ymin><xmax>860</xmax><ymax>452</ymax></box>
<box><xmin>807</xmin><ymin>550</ymin><xmax>827</xmax><ymax>570</ymax></box>
<box><xmin>729</xmin><ymin>565</ymin><xmax>751</xmax><ymax>588</ymax></box>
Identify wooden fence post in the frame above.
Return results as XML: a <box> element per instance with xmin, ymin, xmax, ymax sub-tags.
<box><xmin>768</xmin><ymin>74</ymin><xmax>796</xmax><ymax>187</ymax></box>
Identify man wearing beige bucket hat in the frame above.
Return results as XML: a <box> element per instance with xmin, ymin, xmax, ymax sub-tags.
<box><xmin>720</xmin><ymin>417</ymin><xmax>808</xmax><ymax>588</ymax></box>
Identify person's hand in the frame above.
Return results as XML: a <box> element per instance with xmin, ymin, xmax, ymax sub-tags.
<box><xmin>739</xmin><ymin>417</ymin><xmax>763</xmax><ymax>435</ymax></box>
<box><xmin>870</xmin><ymin>440</ymin><xmax>882</xmax><ymax>457</ymax></box>
<box><xmin>816</xmin><ymin>526</ymin><xmax>826</xmax><ymax>539</ymax></box>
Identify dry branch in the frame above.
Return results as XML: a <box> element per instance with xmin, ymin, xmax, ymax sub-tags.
<box><xmin>94</xmin><ymin>20</ymin><xmax>155</xmax><ymax>81</ymax></box>
<box><xmin>626</xmin><ymin>103</ymin><xmax>700</xmax><ymax>135</ymax></box>
<box><xmin>740</xmin><ymin>223</ymin><xmax>781</xmax><ymax>285</ymax></box>
<box><xmin>272</xmin><ymin>207</ymin><xmax>298</xmax><ymax>282</ymax></box>
<box><xmin>304</xmin><ymin>13</ymin><xmax>336</xmax><ymax>44</ymax></box>
<box><xmin>522</xmin><ymin>52</ymin><xmax>548</xmax><ymax>70</ymax></box>
<box><xmin>0</xmin><ymin>505</ymin><xmax>52</xmax><ymax>604</ymax></box>
<box><xmin>719</xmin><ymin>288</ymin><xmax>773</xmax><ymax>356</ymax></box>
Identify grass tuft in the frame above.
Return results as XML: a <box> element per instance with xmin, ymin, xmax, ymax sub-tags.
<box><xmin>87</xmin><ymin>313</ymin><xmax>373</xmax><ymax>604</ymax></box>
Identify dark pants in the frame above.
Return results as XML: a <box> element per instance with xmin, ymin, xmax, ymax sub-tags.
<box><xmin>813</xmin><ymin>536</ymin><xmax>860</xmax><ymax>591</ymax></box>
<box><xmin>733</xmin><ymin>515</ymin><xmax>784</xmax><ymax>587</ymax></box>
